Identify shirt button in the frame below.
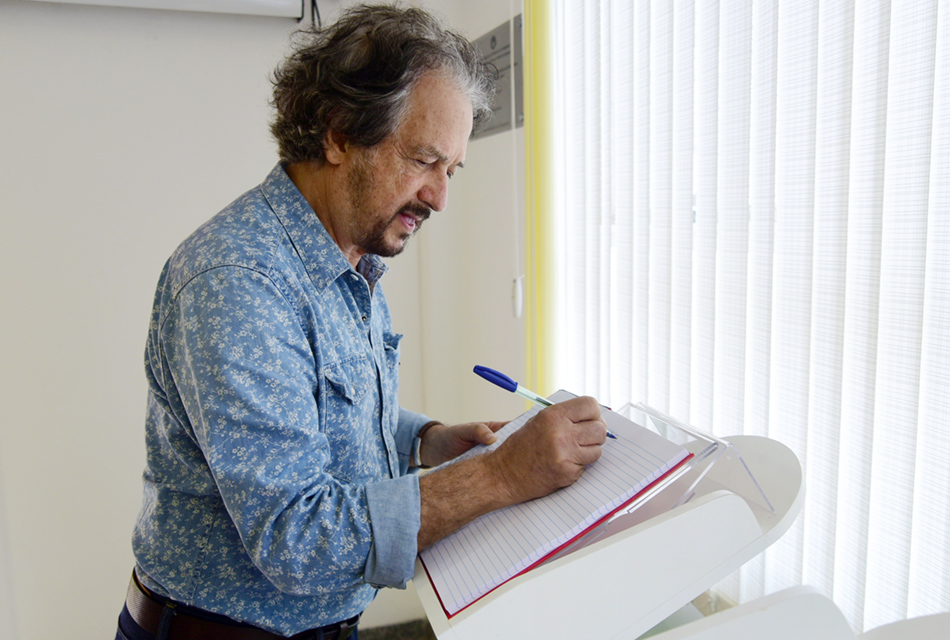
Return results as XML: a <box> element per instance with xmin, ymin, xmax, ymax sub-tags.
<box><xmin>361</xmin><ymin>315</ymin><xmax>368</xmax><ymax>322</ymax></box>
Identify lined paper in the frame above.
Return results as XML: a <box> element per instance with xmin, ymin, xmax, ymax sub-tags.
<box><xmin>418</xmin><ymin>390</ymin><xmax>691</xmax><ymax>617</ymax></box>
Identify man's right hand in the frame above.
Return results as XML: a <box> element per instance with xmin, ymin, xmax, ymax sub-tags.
<box><xmin>417</xmin><ymin>395</ymin><xmax>607</xmax><ymax>551</ymax></box>
<box><xmin>488</xmin><ymin>396</ymin><xmax>607</xmax><ymax>504</ymax></box>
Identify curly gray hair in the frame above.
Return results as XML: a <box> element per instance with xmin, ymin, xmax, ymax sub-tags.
<box><xmin>270</xmin><ymin>3</ymin><xmax>497</xmax><ymax>165</ymax></box>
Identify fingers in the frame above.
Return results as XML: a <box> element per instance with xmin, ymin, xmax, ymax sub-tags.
<box><xmin>542</xmin><ymin>399</ymin><xmax>607</xmax><ymax>469</ymax></box>
<box><xmin>534</xmin><ymin>397</ymin><xmax>607</xmax><ymax>446</ymax></box>
<box><xmin>573</xmin><ymin>418</ymin><xmax>609</xmax><ymax>446</ymax></box>
<box><xmin>573</xmin><ymin>439</ymin><xmax>604</xmax><ymax>466</ymax></box>
<box><xmin>472</xmin><ymin>422</ymin><xmax>498</xmax><ymax>445</ymax></box>
<box><xmin>485</xmin><ymin>420</ymin><xmax>508</xmax><ymax>433</ymax></box>
<box><xmin>548</xmin><ymin>395</ymin><xmax>602</xmax><ymax>423</ymax></box>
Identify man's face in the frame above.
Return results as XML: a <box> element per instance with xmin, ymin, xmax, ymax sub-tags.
<box><xmin>341</xmin><ymin>73</ymin><xmax>473</xmax><ymax>259</ymax></box>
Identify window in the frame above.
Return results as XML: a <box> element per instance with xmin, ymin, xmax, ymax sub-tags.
<box><xmin>549</xmin><ymin>0</ymin><xmax>950</xmax><ymax>631</ymax></box>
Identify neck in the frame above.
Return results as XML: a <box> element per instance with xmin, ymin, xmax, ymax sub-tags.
<box><xmin>284</xmin><ymin>161</ymin><xmax>364</xmax><ymax>267</ymax></box>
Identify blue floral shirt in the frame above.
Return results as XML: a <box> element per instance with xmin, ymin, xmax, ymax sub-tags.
<box><xmin>132</xmin><ymin>164</ymin><xmax>431</xmax><ymax>635</ymax></box>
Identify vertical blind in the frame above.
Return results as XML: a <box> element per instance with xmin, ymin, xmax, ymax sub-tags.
<box><xmin>550</xmin><ymin>0</ymin><xmax>949</xmax><ymax>632</ymax></box>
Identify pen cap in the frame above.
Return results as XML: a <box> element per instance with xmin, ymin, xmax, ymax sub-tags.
<box><xmin>473</xmin><ymin>366</ymin><xmax>518</xmax><ymax>392</ymax></box>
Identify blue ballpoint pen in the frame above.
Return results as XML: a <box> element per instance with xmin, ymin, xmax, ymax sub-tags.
<box><xmin>473</xmin><ymin>365</ymin><xmax>617</xmax><ymax>439</ymax></box>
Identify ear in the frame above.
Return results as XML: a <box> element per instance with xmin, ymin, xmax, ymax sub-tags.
<box><xmin>323</xmin><ymin>130</ymin><xmax>350</xmax><ymax>166</ymax></box>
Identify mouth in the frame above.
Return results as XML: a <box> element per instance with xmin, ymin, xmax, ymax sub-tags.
<box><xmin>398</xmin><ymin>212</ymin><xmax>418</xmax><ymax>232</ymax></box>
<box><xmin>395</xmin><ymin>205</ymin><xmax>431</xmax><ymax>234</ymax></box>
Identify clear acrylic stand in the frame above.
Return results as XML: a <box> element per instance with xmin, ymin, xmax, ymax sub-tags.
<box><xmin>621</xmin><ymin>403</ymin><xmax>774</xmax><ymax>515</ymax></box>
<box><xmin>544</xmin><ymin>403</ymin><xmax>775</xmax><ymax>562</ymax></box>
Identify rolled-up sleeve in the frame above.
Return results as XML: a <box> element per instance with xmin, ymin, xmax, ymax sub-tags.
<box><xmin>364</xmin><ymin>473</ymin><xmax>421</xmax><ymax>588</ymax></box>
<box><xmin>359</xmin><ymin>408</ymin><xmax>430</xmax><ymax>587</ymax></box>
<box><xmin>364</xmin><ymin>407</ymin><xmax>431</xmax><ymax>587</ymax></box>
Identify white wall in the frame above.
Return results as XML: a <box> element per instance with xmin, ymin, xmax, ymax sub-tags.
<box><xmin>415</xmin><ymin>0</ymin><xmax>528</xmax><ymax>426</ymax></box>
<box><xmin>0</xmin><ymin>3</ymin><xmax>300</xmax><ymax>638</ymax></box>
<box><xmin>0</xmin><ymin>0</ymin><xmax>524</xmax><ymax>637</ymax></box>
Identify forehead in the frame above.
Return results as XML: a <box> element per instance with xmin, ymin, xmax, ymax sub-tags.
<box><xmin>391</xmin><ymin>73</ymin><xmax>474</xmax><ymax>161</ymax></box>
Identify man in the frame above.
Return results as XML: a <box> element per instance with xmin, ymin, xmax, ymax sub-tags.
<box><xmin>117</xmin><ymin>5</ymin><xmax>606</xmax><ymax>640</ymax></box>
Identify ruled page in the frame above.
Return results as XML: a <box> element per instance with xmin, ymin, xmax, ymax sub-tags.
<box><xmin>418</xmin><ymin>390</ymin><xmax>691</xmax><ymax>616</ymax></box>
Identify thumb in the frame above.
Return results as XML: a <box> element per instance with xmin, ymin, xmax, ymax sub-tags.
<box><xmin>472</xmin><ymin>422</ymin><xmax>498</xmax><ymax>445</ymax></box>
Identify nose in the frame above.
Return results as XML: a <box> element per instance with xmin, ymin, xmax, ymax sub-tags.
<box><xmin>418</xmin><ymin>172</ymin><xmax>449</xmax><ymax>212</ymax></box>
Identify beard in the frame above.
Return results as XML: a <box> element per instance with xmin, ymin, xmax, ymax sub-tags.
<box><xmin>359</xmin><ymin>203</ymin><xmax>431</xmax><ymax>257</ymax></box>
<box><xmin>348</xmin><ymin>150</ymin><xmax>431</xmax><ymax>258</ymax></box>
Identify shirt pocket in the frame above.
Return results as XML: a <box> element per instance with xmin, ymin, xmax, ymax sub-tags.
<box><xmin>320</xmin><ymin>354</ymin><xmax>382</xmax><ymax>483</ymax></box>
<box><xmin>379</xmin><ymin>332</ymin><xmax>402</xmax><ymax>443</ymax></box>
<box><xmin>381</xmin><ymin>331</ymin><xmax>402</xmax><ymax>373</ymax></box>
<box><xmin>323</xmin><ymin>354</ymin><xmax>373</xmax><ymax>406</ymax></box>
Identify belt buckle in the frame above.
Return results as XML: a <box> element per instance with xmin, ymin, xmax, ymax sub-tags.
<box><xmin>336</xmin><ymin>615</ymin><xmax>358</xmax><ymax>640</ymax></box>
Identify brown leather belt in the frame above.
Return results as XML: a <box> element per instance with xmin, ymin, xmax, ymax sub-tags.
<box><xmin>126</xmin><ymin>572</ymin><xmax>358</xmax><ymax>640</ymax></box>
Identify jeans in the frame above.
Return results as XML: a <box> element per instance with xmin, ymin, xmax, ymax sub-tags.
<box><xmin>115</xmin><ymin>604</ymin><xmax>360</xmax><ymax>640</ymax></box>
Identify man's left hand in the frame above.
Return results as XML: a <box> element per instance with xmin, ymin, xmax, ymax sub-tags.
<box><xmin>419</xmin><ymin>421</ymin><xmax>507</xmax><ymax>468</ymax></box>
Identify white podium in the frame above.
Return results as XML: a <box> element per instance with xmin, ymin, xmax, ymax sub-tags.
<box><xmin>412</xmin><ymin>427</ymin><xmax>804</xmax><ymax>640</ymax></box>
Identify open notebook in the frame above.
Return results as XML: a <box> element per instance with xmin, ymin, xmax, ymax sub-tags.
<box><xmin>418</xmin><ymin>390</ymin><xmax>693</xmax><ymax>617</ymax></box>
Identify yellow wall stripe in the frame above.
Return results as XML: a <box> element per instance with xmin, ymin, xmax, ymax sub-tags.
<box><xmin>523</xmin><ymin>0</ymin><xmax>556</xmax><ymax>396</ymax></box>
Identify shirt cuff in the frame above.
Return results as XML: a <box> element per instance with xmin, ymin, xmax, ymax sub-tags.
<box><xmin>363</xmin><ymin>474</ymin><xmax>421</xmax><ymax>589</ymax></box>
<box><xmin>395</xmin><ymin>407</ymin><xmax>434</xmax><ymax>475</ymax></box>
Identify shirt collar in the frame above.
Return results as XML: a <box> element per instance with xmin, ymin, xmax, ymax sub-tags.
<box><xmin>260</xmin><ymin>163</ymin><xmax>388</xmax><ymax>291</ymax></box>
<box><xmin>357</xmin><ymin>254</ymin><xmax>389</xmax><ymax>289</ymax></box>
